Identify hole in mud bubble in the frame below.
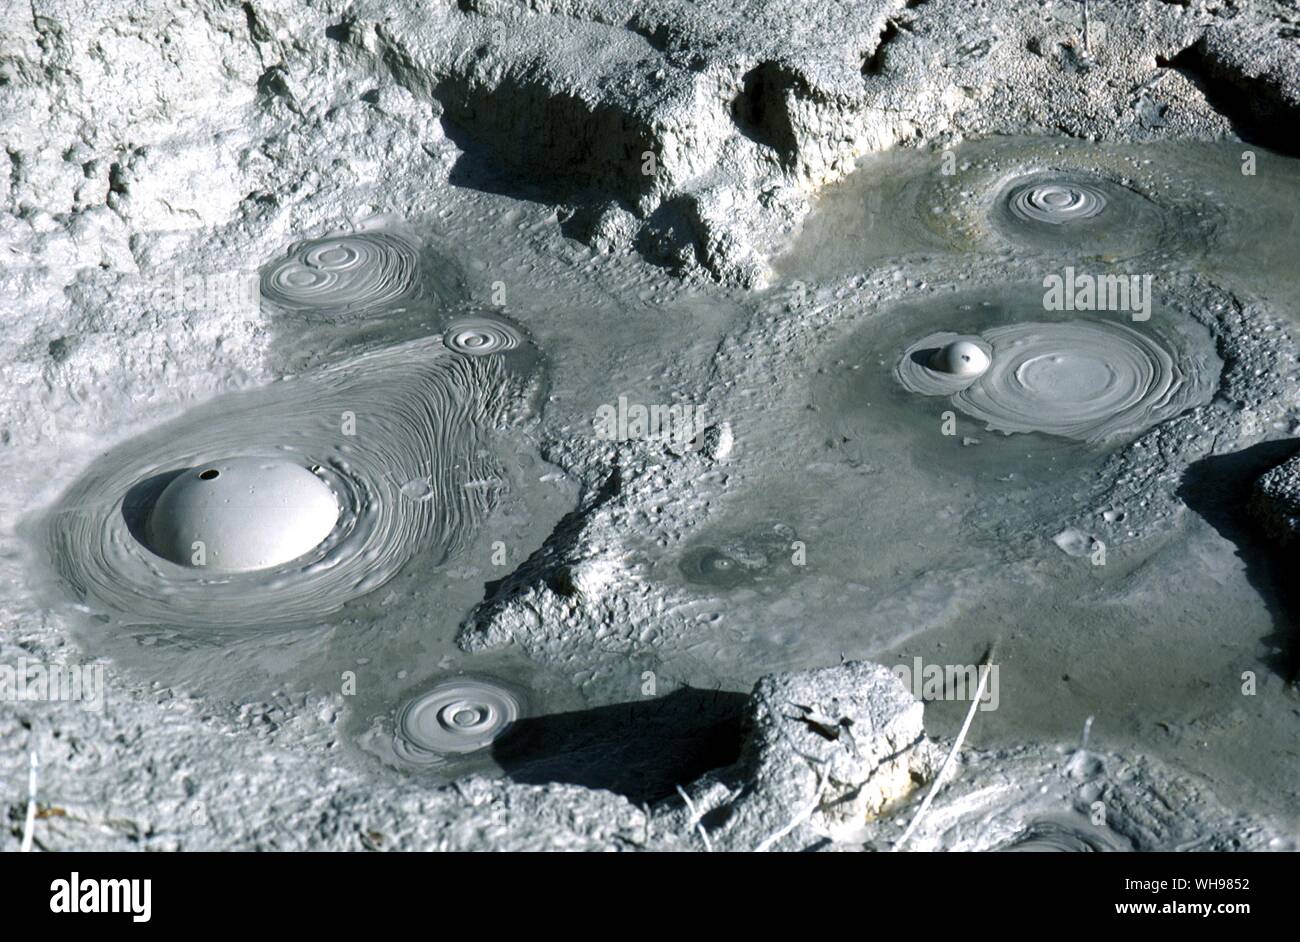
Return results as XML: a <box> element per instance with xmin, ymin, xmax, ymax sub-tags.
<box><xmin>999</xmin><ymin>816</ymin><xmax>1130</xmax><ymax>852</ymax></box>
<box><xmin>43</xmin><ymin>337</ymin><xmax>530</xmax><ymax>631</ymax></box>
<box><xmin>493</xmin><ymin>686</ymin><xmax>747</xmax><ymax>803</ymax></box>
<box><xmin>395</xmin><ymin>676</ymin><xmax>524</xmax><ymax>759</ymax></box>
<box><xmin>143</xmin><ymin>457</ymin><xmax>340</xmax><ymax>572</ymax></box>
<box><xmin>676</xmin><ymin>522</ymin><xmax>800</xmax><ymax>592</ymax></box>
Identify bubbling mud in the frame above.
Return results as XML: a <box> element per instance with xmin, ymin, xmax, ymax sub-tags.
<box><xmin>45</xmin><ymin>338</ymin><xmax>528</xmax><ymax>630</ymax></box>
<box><xmin>896</xmin><ymin>332</ymin><xmax>994</xmax><ymax>396</ymax></box>
<box><xmin>1005</xmin><ymin>178</ymin><xmax>1108</xmax><ymax>225</ymax></box>
<box><xmin>986</xmin><ymin>171</ymin><xmax>1172</xmax><ymax>258</ymax></box>
<box><xmin>261</xmin><ymin>231</ymin><xmax>419</xmax><ymax>315</ymax></box>
<box><xmin>394</xmin><ymin>676</ymin><xmax>523</xmax><ymax>762</ymax></box>
<box><xmin>777</xmin><ymin>138</ymin><xmax>1265</xmax><ymax>283</ymax></box>
<box><xmin>676</xmin><ymin>522</ymin><xmax>800</xmax><ymax>591</ymax></box>
<box><xmin>678</xmin><ymin>547</ymin><xmax>754</xmax><ymax>589</ymax></box>
<box><xmin>1000</xmin><ymin>816</ymin><xmax>1128</xmax><ymax>852</ymax></box>
<box><xmin>442</xmin><ymin>316</ymin><xmax>524</xmax><ymax>356</ymax></box>
<box><xmin>898</xmin><ymin>319</ymin><xmax>1216</xmax><ymax>443</ymax></box>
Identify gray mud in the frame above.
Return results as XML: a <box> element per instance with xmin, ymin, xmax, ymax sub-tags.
<box><xmin>3</xmin><ymin>0</ymin><xmax>1299</xmax><ymax>851</ymax></box>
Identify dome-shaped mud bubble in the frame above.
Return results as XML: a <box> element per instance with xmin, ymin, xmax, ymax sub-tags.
<box><xmin>896</xmin><ymin>332</ymin><xmax>995</xmax><ymax>396</ymax></box>
<box><xmin>143</xmin><ymin>458</ymin><xmax>340</xmax><ymax>572</ymax></box>
<box><xmin>930</xmin><ymin>339</ymin><xmax>991</xmax><ymax>376</ymax></box>
<box><xmin>46</xmin><ymin>336</ymin><xmax>533</xmax><ymax>630</ymax></box>
<box><xmin>395</xmin><ymin>677</ymin><xmax>523</xmax><ymax>761</ymax></box>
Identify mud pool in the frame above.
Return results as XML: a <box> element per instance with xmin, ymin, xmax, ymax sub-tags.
<box><xmin>4</xmin><ymin>0</ymin><xmax>1300</xmax><ymax>851</ymax></box>
<box><xmin>17</xmin><ymin>136</ymin><xmax>1295</xmax><ymax>820</ymax></box>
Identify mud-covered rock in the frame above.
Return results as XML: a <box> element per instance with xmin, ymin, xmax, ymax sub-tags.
<box><xmin>1251</xmin><ymin>448</ymin><xmax>1300</xmax><ymax>545</ymax></box>
<box><xmin>656</xmin><ymin>660</ymin><xmax>936</xmax><ymax>851</ymax></box>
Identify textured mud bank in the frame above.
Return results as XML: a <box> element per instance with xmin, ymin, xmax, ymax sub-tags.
<box><xmin>2</xmin><ymin>0</ymin><xmax>1299</xmax><ymax>851</ymax></box>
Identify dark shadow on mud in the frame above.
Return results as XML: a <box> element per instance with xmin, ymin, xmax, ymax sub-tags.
<box><xmin>121</xmin><ymin>469</ymin><xmax>187</xmax><ymax>547</ymax></box>
<box><xmin>909</xmin><ymin>347</ymin><xmax>940</xmax><ymax>368</ymax></box>
<box><xmin>1178</xmin><ymin>440</ymin><xmax>1300</xmax><ymax>683</ymax></box>
<box><xmin>493</xmin><ymin>685</ymin><xmax>747</xmax><ymax>803</ymax></box>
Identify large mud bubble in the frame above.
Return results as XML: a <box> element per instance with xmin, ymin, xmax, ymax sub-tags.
<box><xmin>41</xmin><ymin>338</ymin><xmax>535</xmax><ymax>632</ymax></box>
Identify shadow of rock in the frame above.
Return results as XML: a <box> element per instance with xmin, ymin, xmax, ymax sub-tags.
<box><xmin>435</xmin><ymin>75</ymin><xmax>658</xmax><ymax>205</ymax></box>
<box><xmin>1178</xmin><ymin>440</ymin><xmax>1300</xmax><ymax>683</ymax></box>
<box><xmin>1158</xmin><ymin>36</ymin><xmax>1300</xmax><ymax>159</ymax></box>
<box><xmin>494</xmin><ymin>685</ymin><xmax>747</xmax><ymax>803</ymax></box>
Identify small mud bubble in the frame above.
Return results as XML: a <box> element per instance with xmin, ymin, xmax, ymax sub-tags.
<box><xmin>442</xmin><ymin>316</ymin><xmax>523</xmax><ymax>356</ymax></box>
<box><xmin>896</xmin><ymin>332</ymin><xmax>993</xmax><ymax>396</ymax></box>
<box><xmin>930</xmin><ymin>339</ymin><xmax>991</xmax><ymax>377</ymax></box>
<box><xmin>395</xmin><ymin>676</ymin><xmax>522</xmax><ymax>759</ymax></box>
<box><xmin>679</xmin><ymin>547</ymin><xmax>755</xmax><ymax>589</ymax></box>
<box><xmin>676</xmin><ymin>521</ymin><xmax>801</xmax><ymax>592</ymax></box>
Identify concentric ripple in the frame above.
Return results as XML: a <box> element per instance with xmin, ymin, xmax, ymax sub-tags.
<box><xmin>677</xmin><ymin>522</ymin><xmax>799</xmax><ymax>591</ymax></box>
<box><xmin>395</xmin><ymin>677</ymin><xmax>522</xmax><ymax>760</ymax></box>
<box><xmin>956</xmin><ymin>321</ymin><xmax>1205</xmax><ymax>442</ymax></box>
<box><xmin>261</xmin><ymin>232</ymin><xmax>418</xmax><ymax>314</ymax></box>
<box><xmin>1006</xmin><ymin>180</ymin><xmax>1108</xmax><ymax>224</ymax></box>
<box><xmin>987</xmin><ymin>171</ymin><xmax>1169</xmax><ymax>257</ymax></box>
<box><xmin>678</xmin><ymin>547</ymin><xmax>754</xmax><ymax>589</ymax></box>
<box><xmin>45</xmin><ymin>338</ymin><xmax>521</xmax><ymax>630</ymax></box>
<box><xmin>1001</xmin><ymin>817</ymin><xmax>1127</xmax><ymax>852</ymax></box>
<box><xmin>897</xmin><ymin>320</ymin><xmax>1215</xmax><ymax>443</ymax></box>
<box><xmin>442</xmin><ymin>316</ymin><xmax>523</xmax><ymax>356</ymax></box>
